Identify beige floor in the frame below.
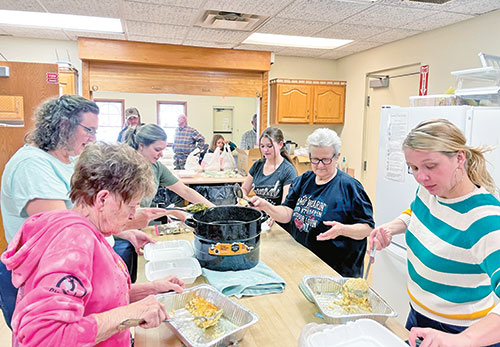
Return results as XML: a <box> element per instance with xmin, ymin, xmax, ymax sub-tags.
<box><xmin>0</xmin><ymin>252</ymin><xmax>372</xmax><ymax>346</ymax></box>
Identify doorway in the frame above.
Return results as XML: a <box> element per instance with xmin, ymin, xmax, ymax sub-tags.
<box><xmin>361</xmin><ymin>63</ymin><xmax>421</xmax><ymax>201</ymax></box>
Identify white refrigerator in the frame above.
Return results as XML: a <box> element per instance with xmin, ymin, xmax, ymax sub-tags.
<box><xmin>372</xmin><ymin>105</ymin><xmax>500</xmax><ymax>325</ymax></box>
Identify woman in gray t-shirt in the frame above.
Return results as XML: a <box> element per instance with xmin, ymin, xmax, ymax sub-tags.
<box><xmin>241</xmin><ymin>127</ymin><xmax>297</xmax><ymax>207</ymax></box>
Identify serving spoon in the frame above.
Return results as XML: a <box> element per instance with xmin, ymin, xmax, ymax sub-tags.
<box><xmin>233</xmin><ymin>184</ymin><xmax>255</xmax><ymax>207</ymax></box>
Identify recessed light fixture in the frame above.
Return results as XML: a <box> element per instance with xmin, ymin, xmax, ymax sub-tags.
<box><xmin>243</xmin><ymin>33</ymin><xmax>352</xmax><ymax>50</ymax></box>
<box><xmin>0</xmin><ymin>10</ymin><xmax>123</xmax><ymax>33</ymax></box>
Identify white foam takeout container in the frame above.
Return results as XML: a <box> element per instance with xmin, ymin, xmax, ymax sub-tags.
<box><xmin>145</xmin><ymin>257</ymin><xmax>202</xmax><ymax>284</ymax></box>
<box><xmin>301</xmin><ymin>319</ymin><xmax>407</xmax><ymax>347</ymax></box>
<box><xmin>144</xmin><ymin>240</ymin><xmax>194</xmax><ymax>262</ymax></box>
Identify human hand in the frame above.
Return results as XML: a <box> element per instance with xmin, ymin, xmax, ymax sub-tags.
<box><xmin>249</xmin><ymin>196</ymin><xmax>270</xmax><ymax>211</ymax></box>
<box><xmin>127</xmin><ymin>295</ymin><xmax>168</xmax><ymax>329</ymax></box>
<box><xmin>153</xmin><ymin>275</ymin><xmax>185</xmax><ymax>294</ymax></box>
<box><xmin>317</xmin><ymin>221</ymin><xmax>345</xmax><ymax>240</ymax></box>
<box><xmin>119</xmin><ymin>229</ymin><xmax>155</xmax><ymax>255</ymax></box>
<box><xmin>408</xmin><ymin>327</ymin><xmax>473</xmax><ymax>347</ymax></box>
<box><xmin>127</xmin><ymin>208</ymin><xmax>170</xmax><ymax>229</ymax></box>
<box><xmin>167</xmin><ymin>209</ymin><xmax>189</xmax><ymax>222</ymax></box>
<box><xmin>368</xmin><ymin>227</ymin><xmax>392</xmax><ymax>252</ymax></box>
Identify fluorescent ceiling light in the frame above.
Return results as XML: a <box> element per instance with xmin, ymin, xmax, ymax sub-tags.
<box><xmin>243</xmin><ymin>33</ymin><xmax>352</xmax><ymax>50</ymax></box>
<box><xmin>0</xmin><ymin>10</ymin><xmax>123</xmax><ymax>33</ymax></box>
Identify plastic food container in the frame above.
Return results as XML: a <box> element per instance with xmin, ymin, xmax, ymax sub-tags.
<box><xmin>144</xmin><ymin>240</ymin><xmax>194</xmax><ymax>262</ymax></box>
<box><xmin>174</xmin><ymin>170</ymin><xmax>198</xmax><ymax>178</ymax></box>
<box><xmin>157</xmin><ymin>284</ymin><xmax>259</xmax><ymax>347</ymax></box>
<box><xmin>145</xmin><ymin>257</ymin><xmax>201</xmax><ymax>284</ymax></box>
<box><xmin>302</xmin><ymin>275</ymin><xmax>396</xmax><ymax>324</ymax></box>
<box><xmin>299</xmin><ymin>319</ymin><xmax>407</xmax><ymax>347</ymax></box>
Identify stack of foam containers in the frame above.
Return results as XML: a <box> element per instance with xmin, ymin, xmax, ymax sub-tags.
<box><xmin>144</xmin><ymin>240</ymin><xmax>202</xmax><ymax>284</ymax></box>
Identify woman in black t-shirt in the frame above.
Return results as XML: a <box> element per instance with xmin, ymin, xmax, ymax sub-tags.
<box><xmin>250</xmin><ymin>128</ymin><xmax>374</xmax><ymax>277</ymax></box>
<box><xmin>240</xmin><ymin>127</ymin><xmax>297</xmax><ymax>207</ymax></box>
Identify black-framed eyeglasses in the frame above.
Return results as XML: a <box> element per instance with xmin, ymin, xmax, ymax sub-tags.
<box><xmin>309</xmin><ymin>155</ymin><xmax>336</xmax><ymax>165</ymax></box>
<box><xmin>79</xmin><ymin>123</ymin><xmax>97</xmax><ymax>136</ymax></box>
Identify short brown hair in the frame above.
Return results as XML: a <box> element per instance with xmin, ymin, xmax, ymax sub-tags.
<box><xmin>70</xmin><ymin>143</ymin><xmax>155</xmax><ymax>206</ymax></box>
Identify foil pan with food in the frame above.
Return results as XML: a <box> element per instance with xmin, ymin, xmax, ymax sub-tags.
<box><xmin>302</xmin><ymin>275</ymin><xmax>396</xmax><ymax>324</ymax></box>
<box><xmin>157</xmin><ymin>284</ymin><xmax>258</xmax><ymax>347</ymax></box>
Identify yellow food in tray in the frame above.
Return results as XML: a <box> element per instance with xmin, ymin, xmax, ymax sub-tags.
<box><xmin>330</xmin><ymin>278</ymin><xmax>373</xmax><ymax>314</ymax></box>
<box><xmin>185</xmin><ymin>296</ymin><xmax>223</xmax><ymax>329</ymax></box>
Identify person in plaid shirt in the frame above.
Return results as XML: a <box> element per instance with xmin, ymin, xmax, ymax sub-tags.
<box><xmin>240</xmin><ymin>114</ymin><xmax>258</xmax><ymax>150</ymax></box>
<box><xmin>173</xmin><ymin>114</ymin><xmax>206</xmax><ymax>169</ymax></box>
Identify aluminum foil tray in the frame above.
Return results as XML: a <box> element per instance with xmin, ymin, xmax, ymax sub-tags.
<box><xmin>157</xmin><ymin>284</ymin><xmax>258</xmax><ymax>347</ymax></box>
<box><xmin>302</xmin><ymin>275</ymin><xmax>396</xmax><ymax>324</ymax></box>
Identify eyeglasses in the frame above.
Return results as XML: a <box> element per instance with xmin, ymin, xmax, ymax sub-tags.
<box><xmin>79</xmin><ymin>123</ymin><xmax>97</xmax><ymax>136</ymax></box>
<box><xmin>309</xmin><ymin>155</ymin><xmax>336</xmax><ymax>165</ymax></box>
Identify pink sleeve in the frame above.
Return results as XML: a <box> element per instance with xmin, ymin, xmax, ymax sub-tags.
<box><xmin>12</xmin><ymin>227</ymin><xmax>99</xmax><ymax>346</ymax></box>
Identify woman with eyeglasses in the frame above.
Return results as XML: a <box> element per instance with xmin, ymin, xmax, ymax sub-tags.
<box><xmin>0</xmin><ymin>95</ymin><xmax>165</xmax><ymax>329</ymax></box>
<box><xmin>251</xmin><ymin>128</ymin><xmax>374</xmax><ymax>277</ymax></box>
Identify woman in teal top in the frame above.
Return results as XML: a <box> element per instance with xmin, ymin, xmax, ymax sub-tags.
<box><xmin>125</xmin><ymin>124</ymin><xmax>213</xmax><ymax>209</ymax></box>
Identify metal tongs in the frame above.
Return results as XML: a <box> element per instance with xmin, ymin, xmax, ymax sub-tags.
<box><xmin>233</xmin><ymin>184</ymin><xmax>255</xmax><ymax>207</ymax></box>
<box><xmin>364</xmin><ymin>236</ymin><xmax>377</xmax><ymax>280</ymax></box>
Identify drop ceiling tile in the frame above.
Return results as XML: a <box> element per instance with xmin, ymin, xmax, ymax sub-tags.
<box><xmin>123</xmin><ymin>3</ymin><xmax>198</xmax><ymax>25</ymax></box>
<box><xmin>368</xmin><ymin>27</ymin><xmax>422</xmax><ymax>43</ymax></box>
<box><xmin>402</xmin><ymin>11</ymin><xmax>473</xmax><ymax>31</ymax></box>
<box><xmin>185</xmin><ymin>27</ymin><xmax>250</xmax><ymax>43</ymax></box>
<box><xmin>183</xmin><ymin>40</ymin><xmax>235</xmax><ymax>49</ymax></box>
<box><xmin>126</xmin><ymin>0</ymin><xmax>205</xmax><ymax>8</ymax></box>
<box><xmin>257</xmin><ymin>17</ymin><xmax>332</xmax><ymax>36</ymax></box>
<box><xmin>276</xmin><ymin>47</ymin><xmax>330</xmax><ymax>58</ymax></box>
<box><xmin>64</xmin><ymin>31</ymin><xmax>127</xmax><ymax>41</ymax></box>
<box><xmin>128</xmin><ymin>35</ymin><xmax>183</xmax><ymax>45</ymax></box>
<box><xmin>41</xmin><ymin>0</ymin><xmax>119</xmax><ymax>17</ymax></box>
<box><xmin>276</xmin><ymin>0</ymin><xmax>373</xmax><ymax>23</ymax></box>
<box><xmin>344</xmin><ymin>4</ymin><xmax>439</xmax><ymax>28</ymax></box>
<box><xmin>126</xmin><ymin>20</ymin><xmax>188</xmax><ymax>39</ymax></box>
<box><xmin>444</xmin><ymin>0</ymin><xmax>500</xmax><ymax>15</ymax></box>
<box><xmin>317</xmin><ymin>50</ymin><xmax>355</xmax><ymax>60</ymax></box>
<box><xmin>316</xmin><ymin>23</ymin><xmax>389</xmax><ymax>40</ymax></box>
<box><xmin>335</xmin><ymin>40</ymin><xmax>385</xmax><ymax>52</ymax></box>
<box><xmin>235</xmin><ymin>44</ymin><xmax>282</xmax><ymax>52</ymax></box>
<box><xmin>0</xmin><ymin>26</ymin><xmax>70</xmax><ymax>40</ymax></box>
<box><xmin>0</xmin><ymin>0</ymin><xmax>44</xmax><ymax>11</ymax></box>
<box><xmin>202</xmin><ymin>0</ymin><xmax>294</xmax><ymax>16</ymax></box>
<box><xmin>375</xmin><ymin>0</ymin><xmax>456</xmax><ymax>10</ymax></box>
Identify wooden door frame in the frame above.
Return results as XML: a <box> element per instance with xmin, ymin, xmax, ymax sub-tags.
<box><xmin>78</xmin><ymin>38</ymin><xmax>271</xmax><ymax>134</ymax></box>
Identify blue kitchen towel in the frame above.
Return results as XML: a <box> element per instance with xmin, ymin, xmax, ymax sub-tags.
<box><xmin>202</xmin><ymin>261</ymin><xmax>286</xmax><ymax>298</ymax></box>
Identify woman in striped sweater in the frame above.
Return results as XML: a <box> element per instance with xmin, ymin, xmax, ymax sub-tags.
<box><xmin>370</xmin><ymin>119</ymin><xmax>500</xmax><ymax>347</ymax></box>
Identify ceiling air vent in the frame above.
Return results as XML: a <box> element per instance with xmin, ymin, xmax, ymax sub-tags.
<box><xmin>195</xmin><ymin>11</ymin><xmax>268</xmax><ymax>31</ymax></box>
<box><xmin>407</xmin><ymin>0</ymin><xmax>453</xmax><ymax>4</ymax></box>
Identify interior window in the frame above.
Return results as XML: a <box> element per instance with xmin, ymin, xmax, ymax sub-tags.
<box><xmin>158</xmin><ymin>102</ymin><xmax>186</xmax><ymax>145</ymax></box>
<box><xmin>95</xmin><ymin>99</ymin><xmax>124</xmax><ymax>143</ymax></box>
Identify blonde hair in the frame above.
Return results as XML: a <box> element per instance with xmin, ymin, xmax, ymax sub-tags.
<box><xmin>403</xmin><ymin>119</ymin><xmax>497</xmax><ymax>195</ymax></box>
<box><xmin>70</xmin><ymin>143</ymin><xmax>156</xmax><ymax>206</ymax></box>
<box><xmin>210</xmin><ymin>134</ymin><xmax>225</xmax><ymax>151</ymax></box>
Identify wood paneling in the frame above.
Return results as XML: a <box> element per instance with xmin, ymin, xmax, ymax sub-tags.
<box><xmin>260</xmin><ymin>71</ymin><xmax>268</xmax><ymax>133</ymax></box>
<box><xmin>88</xmin><ymin>62</ymin><xmax>263</xmax><ymax>97</ymax></box>
<box><xmin>58</xmin><ymin>70</ymin><xmax>77</xmax><ymax>95</ymax></box>
<box><xmin>0</xmin><ymin>62</ymin><xmax>59</xmax><ymax>249</ymax></box>
<box><xmin>79</xmin><ymin>38</ymin><xmax>271</xmax><ymax>72</ymax></box>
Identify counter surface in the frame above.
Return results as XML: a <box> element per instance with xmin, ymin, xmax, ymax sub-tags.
<box><xmin>134</xmin><ymin>225</ymin><xmax>408</xmax><ymax>346</ymax></box>
<box><xmin>177</xmin><ymin>172</ymin><xmax>246</xmax><ymax>185</ymax></box>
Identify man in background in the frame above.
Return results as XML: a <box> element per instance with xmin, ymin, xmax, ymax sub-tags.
<box><xmin>173</xmin><ymin>114</ymin><xmax>206</xmax><ymax>169</ymax></box>
<box><xmin>240</xmin><ymin>113</ymin><xmax>257</xmax><ymax>150</ymax></box>
<box><xmin>117</xmin><ymin>107</ymin><xmax>141</xmax><ymax>142</ymax></box>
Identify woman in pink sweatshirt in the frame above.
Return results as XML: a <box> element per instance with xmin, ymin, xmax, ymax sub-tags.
<box><xmin>2</xmin><ymin>143</ymin><xmax>184</xmax><ymax>346</ymax></box>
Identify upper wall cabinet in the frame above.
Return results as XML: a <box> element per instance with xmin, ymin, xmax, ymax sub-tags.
<box><xmin>270</xmin><ymin>79</ymin><xmax>346</xmax><ymax>124</ymax></box>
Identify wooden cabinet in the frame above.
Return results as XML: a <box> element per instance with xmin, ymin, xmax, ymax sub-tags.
<box><xmin>0</xmin><ymin>95</ymin><xmax>24</xmax><ymax>122</ymax></box>
<box><xmin>58</xmin><ymin>66</ymin><xmax>78</xmax><ymax>95</ymax></box>
<box><xmin>270</xmin><ymin>79</ymin><xmax>346</xmax><ymax>124</ymax></box>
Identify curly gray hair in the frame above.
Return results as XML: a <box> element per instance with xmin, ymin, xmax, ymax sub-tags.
<box><xmin>26</xmin><ymin>95</ymin><xmax>99</xmax><ymax>152</ymax></box>
<box><xmin>306</xmin><ymin>128</ymin><xmax>341</xmax><ymax>155</ymax></box>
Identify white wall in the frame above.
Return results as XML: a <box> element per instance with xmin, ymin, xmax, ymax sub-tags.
<box><xmin>336</xmin><ymin>9</ymin><xmax>500</xmax><ymax>185</ymax></box>
<box><xmin>269</xmin><ymin>55</ymin><xmax>339</xmax><ymax>147</ymax></box>
<box><xmin>93</xmin><ymin>91</ymin><xmax>257</xmax><ymax>146</ymax></box>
